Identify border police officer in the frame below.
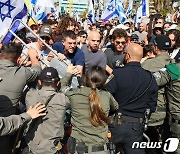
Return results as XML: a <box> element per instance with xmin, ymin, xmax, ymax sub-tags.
<box><xmin>142</xmin><ymin>35</ymin><xmax>172</xmax><ymax>153</ymax></box>
<box><xmin>0</xmin><ymin>42</ymin><xmax>41</xmax><ymax>154</ymax></box>
<box><xmin>24</xmin><ymin>67</ymin><xmax>70</xmax><ymax>154</ymax></box>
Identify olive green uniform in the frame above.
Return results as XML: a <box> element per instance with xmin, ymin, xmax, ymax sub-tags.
<box><xmin>0</xmin><ymin>113</ymin><xmax>31</xmax><ymax>136</ymax></box>
<box><xmin>154</xmin><ymin>62</ymin><xmax>180</xmax><ymax>153</ymax></box>
<box><xmin>0</xmin><ymin>59</ymin><xmax>41</xmax><ymax>154</ymax></box>
<box><xmin>25</xmin><ymin>87</ymin><xmax>70</xmax><ymax>154</ymax></box>
<box><xmin>61</xmin><ymin>73</ymin><xmax>119</xmax><ymax>150</ymax></box>
<box><xmin>142</xmin><ymin>53</ymin><xmax>171</xmax><ymax>126</ymax></box>
<box><xmin>0</xmin><ymin>60</ymin><xmax>41</xmax><ymax>117</ymax></box>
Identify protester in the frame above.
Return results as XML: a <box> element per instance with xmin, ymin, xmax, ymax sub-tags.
<box><xmin>81</xmin><ymin>30</ymin><xmax>107</xmax><ymax>73</ymax></box>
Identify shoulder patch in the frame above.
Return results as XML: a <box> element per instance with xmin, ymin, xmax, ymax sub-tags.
<box><xmin>105</xmin><ymin>74</ymin><xmax>114</xmax><ymax>84</ymax></box>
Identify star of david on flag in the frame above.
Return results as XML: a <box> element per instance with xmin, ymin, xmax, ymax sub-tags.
<box><xmin>101</xmin><ymin>0</ymin><xmax>116</xmax><ymax>22</ymax></box>
<box><xmin>0</xmin><ymin>0</ymin><xmax>28</xmax><ymax>43</ymax></box>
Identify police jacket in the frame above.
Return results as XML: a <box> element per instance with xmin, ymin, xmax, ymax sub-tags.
<box><xmin>0</xmin><ymin>60</ymin><xmax>41</xmax><ymax>116</ymax></box>
<box><xmin>142</xmin><ymin>53</ymin><xmax>171</xmax><ymax>126</ymax></box>
<box><xmin>25</xmin><ymin>87</ymin><xmax>70</xmax><ymax>154</ymax></box>
<box><xmin>106</xmin><ymin>62</ymin><xmax>158</xmax><ymax>118</ymax></box>
<box><xmin>61</xmin><ymin>73</ymin><xmax>119</xmax><ymax>146</ymax></box>
<box><xmin>0</xmin><ymin>113</ymin><xmax>31</xmax><ymax>136</ymax></box>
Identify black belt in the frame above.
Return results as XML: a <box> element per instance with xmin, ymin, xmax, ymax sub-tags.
<box><xmin>122</xmin><ymin>116</ymin><xmax>143</xmax><ymax>123</ymax></box>
<box><xmin>76</xmin><ymin>143</ymin><xmax>106</xmax><ymax>153</ymax></box>
<box><xmin>172</xmin><ymin>118</ymin><xmax>180</xmax><ymax>124</ymax></box>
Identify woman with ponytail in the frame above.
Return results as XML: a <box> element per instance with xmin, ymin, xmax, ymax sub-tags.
<box><xmin>63</xmin><ymin>66</ymin><xmax>119</xmax><ymax>154</ymax></box>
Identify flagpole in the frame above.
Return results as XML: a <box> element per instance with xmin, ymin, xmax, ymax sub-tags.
<box><xmin>28</xmin><ymin>12</ymin><xmax>38</xmax><ymax>24</ymax></box>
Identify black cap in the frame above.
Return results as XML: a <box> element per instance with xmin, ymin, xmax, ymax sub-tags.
<box><xmin>131</xmin><ymin>34</ymin><xmax>139</xmax><ymax>39</ymax></box>
<box><xmin>154</xmin><ymin>35</ymin><xmax>171</xmax><ymax>50</ymax></box>
<box><xmin>40</xmin><ymin>67</ymin><xmax>60</xmax><ymax>83</ymax></box>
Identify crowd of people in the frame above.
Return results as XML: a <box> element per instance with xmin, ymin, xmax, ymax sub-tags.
<box><xmin>0</xmin><ymin>9</ymin><xmax>179</xmax><ymax>154</ymax></box>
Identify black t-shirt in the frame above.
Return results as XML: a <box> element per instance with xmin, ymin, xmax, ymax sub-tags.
<box><xmin>104</xmin><ymin>48</ymin><xmax>125</xmax><ymax>69</ymax></box>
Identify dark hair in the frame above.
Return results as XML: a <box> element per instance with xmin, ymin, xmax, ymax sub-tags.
<box><xmin>0</xmin><ymin>42</ymin><xmax>22</xmax><ymax>62</ymax></box>
<box><xmin>56</xmin><ymin>16</ymin><xmax>76</xmax><ymax>35</ymax></box>
<box><xmin>15</xmin><ymin>29</ymin><xmax>27</xmax><ymax>43</ymax></box>
<box><xmin>62</xmin><ymin>30</ymin><xmax>76</xmax><ymax>40</ymax></box>
<box><xmin>92</xmin><ymin>23</ymin><xmax>97</xmax><ymax>27</ymax></box>
<box><xmin>163</xmin><ymin>22</ymin><xmax>171</xmax><ymax>29</ymax></box>
<box><xmin>166</xmin><ymin>29</ymin><xmax>180</xmax><ymax>48</ymax></box>
<box><xmin>143</xmin><ymin>44</ymin><xmax>155</xmax><ymax>57</ymax></box>
<box><xmin>112</xmin><ymin>28</ymin><xmax>128</xmax><ymax>41</ymax></box>
<box><xmin>78</xmin><ymin>30</ymin><xmax>87</xmax><ymax>37</ymax></box>
<box><xmin>43</xmin><ymin>19</ymin><xmax>57</xmax><ymax>26</ymax></box>
<box><xmin>85</xmin><ymin>66</ymin><xmax>109</xmax><ymax>127</ymax></box>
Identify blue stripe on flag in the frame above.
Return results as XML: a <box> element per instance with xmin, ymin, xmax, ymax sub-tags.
<box><xmin>31</xmin><ymin>0</ymin><xmax>37</xmax><ymax>5</ymax></box>
<box><xmin>103</xmin><ymin>11</ymin><xmax>116</xmax><ymax>22</ymax></box>
<box><xmin>36</xmin><ymin>12</ymin><xmax>47</xmax><ymax>21</ymax></box>
<box><xmin>2</xmin><ymin>4</ymin><xmax>27</xmax><ymax>44</ymax></box>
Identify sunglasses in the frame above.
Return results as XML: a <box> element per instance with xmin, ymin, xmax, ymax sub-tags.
<box><xmin>156</xmin><ymin>22</ymin><xmax>162</xmax><ymax>24</ymax></box>
<box><xmin>40</xmin><ymin>36</ymin><xmax>50</xmax><ymax>41</ymax></box>
<box><xmin>115</xmin><ymin>41</ymin><xmax>126</xmax><ymax>45</ymax></box>
<box><xmin>80</xmin><ymin>35</ymin><xmax>87</xmax><ymax>38</ymax></box>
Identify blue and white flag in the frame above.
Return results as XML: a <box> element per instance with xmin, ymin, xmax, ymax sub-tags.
<box><xmin>87</xmin><ymin>0</ymin><xmax>95</xmax><ymax>24</ymax></box>
<box><xmin>116</xmin><ymin>0</ymin><xmax>126</xmax><ymax>23</ymax></box>
<box><xmin>0</xmin><ymin>0</ymin><xmax>27</xmax><ymax>43</ymax></box>
<box><xmin>101</xmin><ymin>0</ymin><xmax>116</xmax><ymax>22</ymax></box>
<box><xmin>126</xmin><ymin>0</ymin><xmax>133</xmax><ymax>17</ymax></box>
<box><xmin>135</xmin><ymin>0</ymin><xmax>149</xmax><ymax>24</ymax></box>
<box><xmin>30</xmin><ymin>0</ymin><xmax>55</xmax><ymax>22</ymax></box>
<box><xmin>73</xmin><ymin>9</ymin><xmax>79</xmax><ymax>22</ymax></box>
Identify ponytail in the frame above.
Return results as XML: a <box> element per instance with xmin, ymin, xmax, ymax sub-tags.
<box><xmin>89</xmin><ymin>89</ymin><xmax>110</xmax><ymax>127</ymax></box>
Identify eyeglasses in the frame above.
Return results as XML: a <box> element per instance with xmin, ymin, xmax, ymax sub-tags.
<box><xmin>40</xmin><ymin>36</ymin><xmax>50</xmax><ymax>41</ymax></box>
<box><xmin>115</xmin><ymin>41</ymin><xmax>126</xmax><ymax>45</ymax></box>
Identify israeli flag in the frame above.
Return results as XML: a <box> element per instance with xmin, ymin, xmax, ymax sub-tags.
<box><xmin>135</xmin><ymin>0</ymin><xmax>149</xmax><ymax>24</ymax></box>
<box><xmin>30</xmin><ymin>0</ymin><xmax>55</xmax><ymax>22</ymax></box>
<box><xmin>87</xmin><ymin>0</ymin><xmax>95</xmax><ymax>24</ymax></box>
<box><xmin>73</xmin><ymin>9</ymin><xmax>79</xmax><ymax>22</ymax></box>
<box><xmin>126</xmin><ymin>0</ymin><xmax>133</xmax><ymax>17</ymax></box>
<box><xmin>0</xmin><ymin>0</ymin><xmax>28</xmax><ymax>43</ymax></box>
<box><xmin>101</xmin><ymin>0</ymin><xmax>116</xmax><ymax>22</ymax></box>
<box><xmin>116</xmin><ymin>0</ymin><xmax>127</xmax><ymax>23</ymax></box>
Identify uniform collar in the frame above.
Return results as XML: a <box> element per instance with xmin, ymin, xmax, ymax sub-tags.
<box><xmin>41</xmin><ymin>86</ymin><xmax>56</xmax><ymax>91</ymax></box>
<box><xmin>0</xmin><ymin>59</ymin><xmax>15</xmax><ymax>67</ymax></box>
<box><xmin>125</xmin><ymin>62</ymin><xmax>141</xmax><ymax>67</ymax></box>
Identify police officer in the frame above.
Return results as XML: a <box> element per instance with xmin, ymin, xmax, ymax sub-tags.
<box><xmin>62</xmin><ymin>66</ymin><xmax>119</xmax><ymax>154</ymax></box>
<box><xmin>141</xmin><ymin>35</ymin><xmax>172</xmax><ymax>153</ymax></box>
<box><xmin>24</xmin><ymin>67</ymin><xmax>70</xmax><ymax>154</ymax></box>
<box><xmin>0</xmin><ymin>103</ymin><xmax>46</xmax><ymax>136</ymax></box>
<box><xmin>154</xmin><ymin>61</ymin><xmax>180</xmax><ymax>153</ymax></box>
<box><xmin>0</xmin><ymin>42</ymin><xmax>41</xmax><ymax>154</ymax></box>
<box><xmin>106</xmin><ymin>43</ymin><xmax>158</xmax><ymax>154</ymax></box>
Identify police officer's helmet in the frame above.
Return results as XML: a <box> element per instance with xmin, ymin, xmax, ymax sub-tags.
<box><xmin>40</xmin><ymin>67</ymin><xmax>60</xmax><ymax>83</ymax></box>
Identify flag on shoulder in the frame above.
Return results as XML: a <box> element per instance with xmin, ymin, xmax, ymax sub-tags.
<box><xmin>0</xmin><ymin>0</ymin><xmax>28</xmax><ymax>43</ymax></box>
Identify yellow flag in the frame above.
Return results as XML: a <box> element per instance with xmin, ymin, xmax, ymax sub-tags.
<box><xmin>24</xmin><ymin>0</ymin><xmax>31</xmax><ymax>11</ymax></box>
